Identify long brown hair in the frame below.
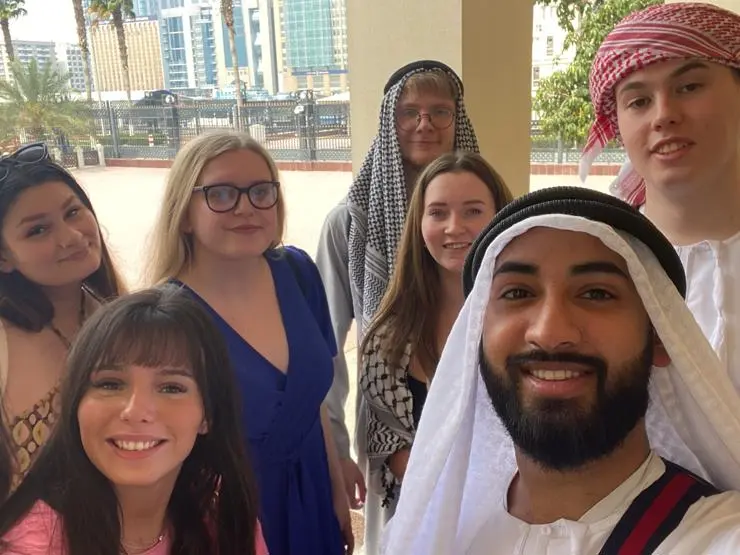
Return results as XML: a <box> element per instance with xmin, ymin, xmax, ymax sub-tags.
<box><xmin>0</xmin><ymin>286</ymin><xmax>260</xmax><ymax>555</ymax></box>
<box><xmin>0</xmin><ymin>162</ymin><xmax>124</xmax><ymax>331</ymax></box>
<box><xmin>362</xmin><ymin>151</ymin><xmax>513</xmax><ymax>378</ymax></box>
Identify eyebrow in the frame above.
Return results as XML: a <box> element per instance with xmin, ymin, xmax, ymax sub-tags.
<box><xmin>201</xmin><ymin>179</ymin><xmax>274</xmax><ymax>188</ymax></box>
<box><xmin>492</xmin><ymin>261</ymin><xmax>538</xmax><ymax>279</ymax></box>
<box><xmin>571</xmin><ymin>261</ymin><xmax>629</xmax><ymax>279</ymax></box>
<box><xmin>17</xmin><ymin>195</ymin><xmax>76</xmax><ymax>227</ymax></box>
<box><xmin>427</xmin><ymin>200</ymin><xmax>487</xmax><ymax>208</ymax></box>
<box><xmin>94</xmin><ymin>365</ymin><xmax>194</xmax><ymax>378</ymax></box>
<box><xmin>617</xmin><ymin>61</ymin><xmax>710</xmax><ymax>97</ymax></box>
<box><xmin>492</xmin><ymin>260</ymin><xmax>629</xmax><ymax>280</ymax></box>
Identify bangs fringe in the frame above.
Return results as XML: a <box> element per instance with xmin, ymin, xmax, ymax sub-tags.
<box><xmin>403</xmin><ymin>70</ymin><xmax>457</xmax><ymax>100</ymax></box>
<box><xmin>93</xmin><ymin>305</ymin><xmax>203</xmax><ymax>372</ymax></box>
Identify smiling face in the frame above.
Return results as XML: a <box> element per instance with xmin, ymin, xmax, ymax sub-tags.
<box><xmin>420</xmin><ymin>170</ymin><xmax>497</xmax><ymax>274</ymax></box>
<box><xmin>479</xmin><ymin>228</ymin><xmax>667</xmax><ymax>470</ymax></box>
<box><xmin>615</xmin><ymin>59</ymin><xmax>740</xmax><ymax>195</ymax></box>
<box><xmin>0</xmin><ymin>181</ymin><xmax>102</xmax><ymax>287</ymax></box>
<box><xmin>77</xmin><ymin>362</ymin><xmax>206</xmax><ymax>490</ymax></box>
<box><xmin>185</xmin><ymin>148</ymin><xmax>281</xmax><ymax>261</ymax></box>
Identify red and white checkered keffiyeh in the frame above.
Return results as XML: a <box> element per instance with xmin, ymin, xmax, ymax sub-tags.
<box><xmin>580</xmin><ymin>2</ymin><xmax>740</xmax><ymax>207</ymax></box>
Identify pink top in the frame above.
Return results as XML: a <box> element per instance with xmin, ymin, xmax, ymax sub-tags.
<box><xmin>2</xmin><ymin>501</ymin><xmax>269</xmax><ymax>555</ymax></box>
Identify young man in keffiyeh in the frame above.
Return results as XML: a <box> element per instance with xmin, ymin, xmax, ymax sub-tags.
<box><xmin>315</xmin><ymin>60</ymin><xmax>479</xmax><ymax>521</ymax></box>
<box><xmin>382</xmin><ymin>187</ymin><xmax>740</xmax><ymax>555</ymax></box>
<box><xmin>580</xmin><ymin>3</ymin><xmax>740</xmax><ymax>390</ymax></box>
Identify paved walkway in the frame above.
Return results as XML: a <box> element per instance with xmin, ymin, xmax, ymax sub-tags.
<box><xmin>73</xmin><ymin>166</ymin><xmax>614</xmax><ymax>554</ymax></box>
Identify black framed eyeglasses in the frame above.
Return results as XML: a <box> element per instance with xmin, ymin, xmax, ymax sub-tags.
<box><xmin>193</xmin><ymin>181</ymin><xmax>280</xmax><ymax>213</ymax></box>
<box><xmin>0</xmin><ymin>142</ymin><xmax>50</xmax><ymax>182</ymax></box>
<box><xmin>396</xmin><ymin>108</ymin><xmax>455</xmax><ymax>132</ymax></box>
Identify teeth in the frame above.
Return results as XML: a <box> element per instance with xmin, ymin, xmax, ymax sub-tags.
<box><xmin>443</xmin><ymin>243</ymin><xmax>470</xmax><ymax>250</ymax></box>
<box><xmin>530</xmin><ymin>369</ymin><xmax>583</xmax><ymax>381</ymax></box>
<box><xmin>656</xmin><ymin>143</ymin><xmax>688</xmax><ymax>154</ymax></box>
<box><xmin>113</xmin><ymin>440</ymin><xmax>161</xmax><ymax>452</ymax></box>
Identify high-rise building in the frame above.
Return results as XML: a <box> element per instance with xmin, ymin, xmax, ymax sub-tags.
<box><xmin>0</xmin><ymin>40</ymin><xmax>58</xmax><ymax>82</ymax></box>
<box><xmin>89</xmin><ymin>16</ymin><xmax>164</xmax><ymax>93</ymax></box>
<box><xmin>283</xmin><ymin>0</ymin><xmax>333</xmax><ymax>70</ymax></box>
<box><xmin>56</xmin><ymin>43</ymin><xmax>89</xmax><ymax>93</ymax></box>
<box><xmin>134</xmin><ymin>0</ymin><xmax>161</xmax><ymax>17</ymax></box>
<box><xmin>276</xmin><ymin>0</ymin><xmax>348</xmax><ymax>94</ymax></box>
<box><xmin>160</xmin><ymin>1</ymin><xmax>218</xmax><ymax>92</ymax></box>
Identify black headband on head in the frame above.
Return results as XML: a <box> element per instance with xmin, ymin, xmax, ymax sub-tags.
<box><xmin>462</xmin><ymin>187</ymin><xmax>686</xmax><ymax>298</ymax></box>
<box><xmin>383</xmin><ymin>59</ymin><xmax>464</xmax><ymax>95</ymax></box>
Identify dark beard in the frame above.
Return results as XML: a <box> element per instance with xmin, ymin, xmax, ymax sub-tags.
<box><xmin>479</xmin><ymin>337</ymin><xmax>653</xmax><ymax>471</ymax></box>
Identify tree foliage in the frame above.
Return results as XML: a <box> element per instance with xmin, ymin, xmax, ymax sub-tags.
<box><xmin>0</xmin><ymin>59</ymin><xmax>92</xmax><ymax>142</ymax></box>
<box><xmin>532</xmin><ymin>0</ymin><xmax>663</xmax><ymax>145</ymax></box>
<box><xmin>0</xmin><ymin>0</ymin><xmax>26</xmax><ymax>61</ymax></box>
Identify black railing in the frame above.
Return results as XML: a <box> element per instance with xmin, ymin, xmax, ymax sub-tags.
<box><xmin>24</xmin><ymin>98</ymin><xmax>628</xmax><ymax>166</ymax></box>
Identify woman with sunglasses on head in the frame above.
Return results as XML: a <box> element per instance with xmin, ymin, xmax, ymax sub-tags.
<box><xmin>0</xmin><ymin>143</ymin><xmax>124</xmax><ymax>497</ymax></box>
<box><xmin>0</xmin><ymin>286</ymin><xmax>269</xmax><ymax>555</ymax></box>
<box><xmin>146</xmin><ymin>131</ymin><xmax>353</xmax><ymax>555</ymax></box>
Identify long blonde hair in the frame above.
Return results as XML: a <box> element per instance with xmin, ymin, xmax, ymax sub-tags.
<box><xmin>146</xmin><ymin>131</ymin><xmax>285</xmax><ymax>284</ymax></box>
<box><xmin>361</xmin><ymin>152</ymin><xmax>513</xmax><ymax>379</ymax></box>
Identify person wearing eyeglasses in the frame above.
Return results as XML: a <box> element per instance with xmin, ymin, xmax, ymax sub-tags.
<box><xmin>145</xmin><ymin>131</ymin><xmax>353</xmax><ymax>555</ymax></box>
<box><xmin>315</xmin><ymin>60</ymin><xmax>479</xmax><ymax>554</ymax></box>
<box><xmin>0</xmin><ymin>143</ymin><xmax>125</xmax><ymax>498</ymax></box>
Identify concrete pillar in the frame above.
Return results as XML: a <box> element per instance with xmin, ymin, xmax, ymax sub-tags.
<box><xmin>75</xmin><ymin>146</ymin><xmax>85</xmax><ymax>169</ymax></box>
<box><xmin>345</xmin><ymin>0</ymin><xmax>533</xmax><ymax>198</ymax></box>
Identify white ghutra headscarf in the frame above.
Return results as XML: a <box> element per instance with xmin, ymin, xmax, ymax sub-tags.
<box><xmin>382</xmin><ymin>188</ymin><xmax>740</xmax><ymax>554</ymax></box>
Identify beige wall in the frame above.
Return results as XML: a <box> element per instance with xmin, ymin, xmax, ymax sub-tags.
<box><xmin>345</xmin><ymin>0</ymin><xmax>533</xmax><ymax>197</ymax></box>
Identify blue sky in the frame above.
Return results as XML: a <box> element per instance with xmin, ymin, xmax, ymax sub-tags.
<box><xmin>11</xmin><ymin>0</ymin><xmax>78</xmax><ymax>44</ymax></box>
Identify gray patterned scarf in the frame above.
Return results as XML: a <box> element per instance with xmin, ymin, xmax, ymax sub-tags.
<box><xmin>346</xmin><ymin>66</ymin><xmax>479</xmax><ymax>332</ymax></box>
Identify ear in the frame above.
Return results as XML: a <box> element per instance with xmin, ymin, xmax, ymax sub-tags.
<box><xmin>198</xmin><ymin>419</ymin><xmax>209</xmax><ymax>435</ymax></box>
<box><xmin>652</xmin><ymin>329</ymin><xmax>671</xmax><ymax>368</ymax></box>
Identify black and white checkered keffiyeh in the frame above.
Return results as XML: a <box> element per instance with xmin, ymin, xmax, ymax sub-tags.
<box><xmin>346</xmin><ymin>66</ymin><xmax>479</xmax><ymax>331</ymax></box>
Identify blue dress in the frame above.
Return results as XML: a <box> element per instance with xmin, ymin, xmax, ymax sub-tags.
<box><xmin>175</xmin><ymin>246</ymin><xmax>343</xmax><ymax>555</ymax></box>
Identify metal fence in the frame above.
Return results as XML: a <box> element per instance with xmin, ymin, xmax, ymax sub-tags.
<box><xmin>85</xmin><ymin>98</ymin><xmax>351</xmax><ymax>163</ymax></box>
<box><xmin>36</xmin><ymin>98</ymin><xmax>627</xmax><ymax>166</ymax></box>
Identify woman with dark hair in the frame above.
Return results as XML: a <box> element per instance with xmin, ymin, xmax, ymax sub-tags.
<box><xmin>0</xmin><ymin>286</ymin><xmax>268</xmax><ymax>555</ymax></box>
<box><xmin>359</xmin><ymin>152</ymin><xmax>513</xmax><ymax>540</ymax></box>
<box><xmin>0</xmin><ymin>143</ymin><xmax>124</xmax><ymax>495</ymax></box>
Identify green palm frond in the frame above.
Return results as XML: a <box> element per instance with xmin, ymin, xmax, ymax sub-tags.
<box><xmin>0</xmin><ymin>60</ymin><xmax>92</xmax><ymax>139</ymax></box>
<box><xmin>0</xmin><ymin>0</ymin><xmax>26</xmax><ymax>20</ymax></box>
<box><xmin>88</xmin><ymin>0</ymin><xmax>134</xmax><ymax>22</ymax></box>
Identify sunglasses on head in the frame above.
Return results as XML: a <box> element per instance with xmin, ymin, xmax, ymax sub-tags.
<box><xmin>0</xmin><ymin>143</ymin><xmax>51</xmax><ymax>182</ymax></box>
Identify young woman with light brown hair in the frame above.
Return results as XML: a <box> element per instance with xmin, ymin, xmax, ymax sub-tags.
<box><xmin>360</xmin><ymin>151</ymin><xmax>512</xmax><ymax>534</ymax></box>
<box><xmin>146</xmin><ymin>130</ymin><xmax>352</xmax><ymax>555</ymax></box>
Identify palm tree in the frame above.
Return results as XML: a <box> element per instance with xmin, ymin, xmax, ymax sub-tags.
<box><xmin>221</xmin><ymin>0</ymin><xmax>243</xmax><ymax>131</ymax></box>
<box><xmin>71</xmin><ymin>0</ymin><xmax>93</xmax><ymax>102</ymax></box>
<box><xmin>88</xmin><ymin>0</ymin><xmax>134</xmax><ymax>102</ymax></box>
<box><xmin>0</xmin><ymin>0</ymin><xmax>26</xmax><ymax>62</ymax></box>
<box><xmin>0</xmin><ymin>59</ymin><xmax>92</xmax><ymax>142</ymax></box>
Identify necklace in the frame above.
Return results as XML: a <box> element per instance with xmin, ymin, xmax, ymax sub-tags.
<box><xmin>121</xmin><ymin>531</ymin><xmax>166</xmax><ymax>554</ymax></box>
<box><xmin>48</xmin><ymin>289</ymin><xmax>86</xmax><ymax>349</ymax></box>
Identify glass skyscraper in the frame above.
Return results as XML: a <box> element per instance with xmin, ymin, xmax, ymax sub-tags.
<box><xmin>283</xmin><ymin>0</ymin><xmax>334</xmax><ymax>71</ymax></box>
